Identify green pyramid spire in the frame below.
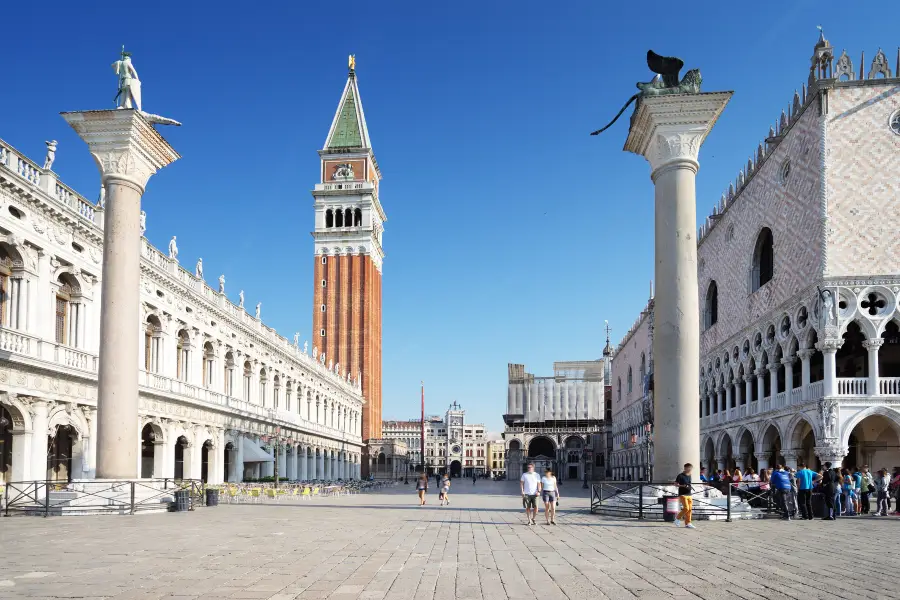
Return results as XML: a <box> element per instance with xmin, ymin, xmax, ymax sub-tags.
<box><xmin>328</xmin><ymin>89</ymin><xmax>363</xmax><ymax>149</ymax></box>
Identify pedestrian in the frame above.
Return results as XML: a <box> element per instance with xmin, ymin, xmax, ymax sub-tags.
<box><xmin>787</xmin><ymin>467</ymin><xmax>799</xmax><ymax>518</ymax></box>
<box><xmin>472</xmin><ymin>473</ymin><xmax>477</xmax><ymax>485</ymax></box>
<box><xmin>673</xmin><ymin>463</ymin><xmax>696</xmax><ymax>529</ymax></box>
<box><xmin>860</xmin><ymin>465</ymin><xmax>874</xmax><ymax>514</ymax></box>
<box><xmin>415</xmin><ymin>473</ymin><xmax>429</xmax><ymax>506</ymax></box>
<box><xmin>520</xmin><ymin>462</ymin><xmax>542</xmax><ymax>526</ymax></box>
<box><xmin>439</xmin><ymin>473</ymin><xmax>451</xmax><ymax>506</ymax></box>
<box><xmin>541</xmin><ymin>468</ymin><xmax>559</xmax><ymax>525</ymax></box>
<box><xmin>820</xmin><ymin>462</ymin><xmax>838</xmax><ymax>520</ymax></box>
<box><xmin>794</xmin><ymin>462</ymin><xmax>820</xmax><ymax>520</ymax></box>
<box><xmin>890</xmin><ymin>468</ymin><xmax>900</xmax><ymax>514</ymax></box>
<box><xmin>874</xmin><ymin>468</ymin><xmax>890</xmax><ymax>516</ymax></box>
<box><xmin>770</xmin><ymin>464</ymin><xmax>792</xmax><ymax>520</ymax></box>
<box><xmin>840</xmin><ymin>468</ymin><xmax>854</xmax><ymax>515</ymax></box>
<box><xmin>699</xmin><ymin>467</ymin><xmax>708</xmax><ymax>482</ymax></box>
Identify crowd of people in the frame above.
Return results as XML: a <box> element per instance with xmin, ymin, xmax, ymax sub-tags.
<box><xmin>697</xmin><ymin>463</ymin><xmax>900</xmax><ymax>520</ymax></box>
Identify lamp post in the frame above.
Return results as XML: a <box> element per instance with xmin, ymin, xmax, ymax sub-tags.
<box><xmin>644</xmin><ymin>422</ymin><xmax>654</xmax><ymax>483</ymax></box>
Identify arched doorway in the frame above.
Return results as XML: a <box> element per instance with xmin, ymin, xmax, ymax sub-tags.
<box><xmin>527</xmin><ymin>436</ymin><xmax>555</xmax><ymax>459</ymax></box>
<box><xmin>450</xmin><ymin>460</ymin><xmax>461</xmax><ymax>477</ymax></box>
<box><xmin>224</xmin><ymin>442</ymin><xmax>234</xmax><ymax>482</ymax></box>
<box><xmin>703</xmin><ymin>437</ymin><xmax>715</xmax><ymax>474</ymax></box>
<box><xmin>846</xmin><ymin>413</ymin><xmax>900</xmax><ymax>470</ymax></box>
<box><xmin>174</xmin><ymin>436</ymin><xmax>189</xmax><ymax>479</ymax></box>
<box><xmin>140</xmin><ymin>424</ymin><xmax>156</xmax><ymax>478</ymax></box>
<box><xmin>565</xmin><ymin>436</ymin><xmax>583</xmax><ymax>480</ymax></box>
<box><xmin>737</xmin><ymin>429</ymin><xmax>756</xmax><ymax>473</ymax></box>
<box><xmin>48</xmin><ymin>425</ymin><xmax>76</xmax><ymax>483</ymax></box>
<box><xmin>720</xmin><ymin>433</ymin><xmax>734</xmax><ymax>472</ymax></box>
<box><xmin>0</xmin><ymin>405</ymin><xmax>13</xmax><ymax>484</ymax></box>
<box><xmin>761</xmin><ymin>424</ymin><xmax>782</xmax><ymax>469</ymax></box>
<box><xmin>201</xmin><ymin>440</ymin><xmax>213</xmax><ymax>483</ymax></box>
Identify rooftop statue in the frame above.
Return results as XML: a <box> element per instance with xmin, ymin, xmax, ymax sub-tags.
<box><xmin>112</xmin><ymin>46</ymin><xmax>182</xmax><ymax>127</ymax></box>
<box><xmin>590</xmin><ymin>50</ymin><xmax>702</xmax><ymax>136</ymax></box>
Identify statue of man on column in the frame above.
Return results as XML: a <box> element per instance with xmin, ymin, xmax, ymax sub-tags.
<box><xmin>112</xmin><ymin>47</ymin><xmax>142</xmax><ymax>111</ymax></box>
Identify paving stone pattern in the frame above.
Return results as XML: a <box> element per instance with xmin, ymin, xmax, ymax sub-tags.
<box><xmin>2</xmin><ymin>481</ymin><xmax>899</xmax><ymax>599</ymax></box>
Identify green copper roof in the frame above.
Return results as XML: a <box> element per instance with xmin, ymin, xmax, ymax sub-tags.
<box><xmin>328</xmin><ymin>89</ymin><xmax>363</xmax><ymax>148</ymax></box>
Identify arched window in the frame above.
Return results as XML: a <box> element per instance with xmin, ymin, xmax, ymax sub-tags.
<box><xmin>345</xmin><ymin>208</ymin><xmax>352</xmax><ymax>226</ymax></box>
<box><xmin>55</xmin><ymin>273</ymin><xmax>82</xmax><ymax>347</ymax></box>
<box><xmin>243</xmin><ymin>361</ymin><xmax>252</xmax><ymax>401</ymax></box>
<box><xmin>285</xmin><ymin>381</ymin><xmax>292</xmax><ymax>412</ymax></box>
<box><xmin>144</xmin><ymin>315</ymin><xmax>162</xmax><ymax>373</ymax></box>
<box><xmin>627</xmin><ymin>366</ymin><xmax>633</xmax><ymax>394</ymax></box>
<box><xmin>335</xmin><ymin>209</ymin><xmax>344</xmax><ymax>227</ymax></box>
<box><xmin>325</xmin><ymin>209</ymin><xmax>334</xmax><ymax>228</ymax></box>
<box><xmin>705</xmin><ymin>280</ymin><xmax>719</xmax><ymax>329</ymax></box>
<box><xmin>617</xmin><ymin>378</ymin><xmax>622</xmax><ymax>405</ymax></box>
<box><xmin>639</xmin><ymin>353</ymin><xmax>646</xmax><ymax>392</ymax></box>
<box><xmin>0</xmin><ymin>244</ymin><xmax>24</xmax><ymax>329</ymax></box>
<box><xmin>259</xmin><ymin>368</ymin><xmax>268</xmax><ymax>407</ymax></box>
<box><xmin>751</xmin><ymin>228</ymin><xmax>774</xmax><ymax>291</ymax></box>
<box><xmin>202</xmin><ymin>342</ymin><xmax>215</xmax><ymax>388</ymax></box>
<box><xmin>224</xmin><ymin>351</ymin><xmax>235</xmax><ymax>396</ymax></box>
<box><xmin>175</xmin><ymin>329</ymin><xmax>190</xmax><ymax>381</ymax></box>
<box><xmin>273</xmin><ymin>374</ymin><xmax>280</xmax><ymax>409</ymax></box>
<box><xmin>354</xmin><ymin>208</ymin><xmax>362</xmax><ymax>226</ymax></box>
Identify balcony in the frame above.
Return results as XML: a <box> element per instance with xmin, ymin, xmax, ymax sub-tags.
<box><xmin>0</xmin><ymin>326</ymin><xmax>98</xmax><ymax>373</ymax></box>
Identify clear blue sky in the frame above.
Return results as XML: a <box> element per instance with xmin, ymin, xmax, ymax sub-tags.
<box><xmin>2</xmin><ymin>2</ymin><xmax>892</xmax><ymax>431</ymax></box>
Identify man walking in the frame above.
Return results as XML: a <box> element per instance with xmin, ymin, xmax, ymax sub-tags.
<box><xmin>520</xmin><ymin>462</ymin><xmax>542</xmax><ymax>526</ymax></box>
<box><xmin>673</xmin><ymin>463</ymin><xmax>695</xmax><ymax>529</ymax></box>
<box><xmin>770</xmin><ymin>464</ymin><xmax>792</xmax><ymax>520</ymax></box>
<box><xmin>860</xmin><ymin>466</ymin><xmax>874</xmax><ymax>514</ymax></box>
<box><xmin>794</xmin><ymin>462</ymin><xmax>820</xmax><ymax>519</ymax></box>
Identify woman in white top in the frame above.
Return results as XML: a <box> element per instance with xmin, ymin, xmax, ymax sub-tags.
<box><xmin>541</xmin><ymin>469</ymin><xmax>560</xmax><ymax>525</ymax></box>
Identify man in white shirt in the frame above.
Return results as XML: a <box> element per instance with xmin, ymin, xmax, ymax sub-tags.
<box><xmin>520</xmin><ymin>462</ymin><xmax>542</xmax><ymax>526</ymax></box>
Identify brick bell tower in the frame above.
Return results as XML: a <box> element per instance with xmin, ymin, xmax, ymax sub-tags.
<box><xmin>312</xmin><ymin>56</ymin><xmax>385</xmax><ymax>449</ymax></box>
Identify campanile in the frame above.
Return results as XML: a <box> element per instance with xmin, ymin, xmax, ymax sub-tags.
<box><xmin>312</xmin><ymin>56</ymin><xmax>385</xmax><ymax>442</ymax></box>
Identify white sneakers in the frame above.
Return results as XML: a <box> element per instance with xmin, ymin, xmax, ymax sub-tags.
<box><xmin>685</xmin><ymin>523</ymin><xmax>696</xmax><ymax>529</ymax></box>
<box><xmin>673</xmin><ymin>519</ymin><xmax>681</xmax><ymax>527</ymax></box>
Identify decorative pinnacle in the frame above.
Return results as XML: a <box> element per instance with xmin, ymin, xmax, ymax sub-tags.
<box><xmin>348</xmin><ymin>54</ymin><xmax>356</xmax><ymax>72</ymax></box>
<box><xmin>120</xmin><ymin>44</ymin><xmax>132</xmax><ymax>59</ymax></box>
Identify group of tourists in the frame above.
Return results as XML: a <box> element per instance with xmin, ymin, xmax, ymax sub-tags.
<box><xmin>697</xmin><ymin>462</ymin><xmax>900</xmax><ymax>520</ymax></box>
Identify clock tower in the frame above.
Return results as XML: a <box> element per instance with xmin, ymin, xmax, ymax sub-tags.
<box><xmin>446</xmin><ymin>402</ymin><xmax>464</xmax><ymax>473</ymax></box>
<box><xmin>312</xmin><ymin>57</ymin><xmax>386</xmax><ymax>443</ymax></box>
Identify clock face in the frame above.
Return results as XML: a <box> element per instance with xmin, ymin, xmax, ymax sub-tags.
<box><xmin>451</xmin><ymin>445</ymin><xmax>462</xmax><ymax>455</ymax></box>
<box><xmin>453</xmin><ymin>418</ymin><xmax>461</xmax><ymax>425</ymax></box>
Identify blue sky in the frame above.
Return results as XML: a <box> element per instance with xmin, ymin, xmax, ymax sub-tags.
<box><xmin>2</xmin><ymin>2</ymin><xmax>892</xmax><ymax>431</ymax></box>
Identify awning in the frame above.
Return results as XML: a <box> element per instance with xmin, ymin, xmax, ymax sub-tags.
<box><xmin>242</xmin><ymin>438</ymin><xmax>275</xmax><ymax>463</ymax></box>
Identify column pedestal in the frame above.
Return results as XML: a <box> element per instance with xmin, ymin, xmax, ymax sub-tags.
<box><xmin>624</xmin><ymin>91</ymin><xmax>732</xmax><ymax>482</ymax></box>
<box><xmin>61</xmin><ymin>109</ymin><xmax>179</xmax><ymax>479</ymax></box>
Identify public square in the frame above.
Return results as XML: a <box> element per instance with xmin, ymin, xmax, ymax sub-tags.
<box><xmin>2</xmin><ymin>481</ymin><xmax>899</xmax><ymax>600</ymax></box>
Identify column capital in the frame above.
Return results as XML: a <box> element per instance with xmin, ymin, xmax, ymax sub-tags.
<box><xmin>781</xmin><ymin>357</ymin><xmax>796</xmax><ymax>366</ymax></box>
<box><xmin>624</xmin><ymin>92</ymin><xmax>733</xmax><ymax>175</ymax></box>
<box><xmin>816</xmin><ymin>339</ymin><xmax>842</xmax><ymax>354</ymax></box>
<box><xmin>862</xmin><ymin>338</ymin><xmax>884</xmax><ymax>351</ymax></box>
<box><xmin>814</xmin><ymin>443</ymin><xmax>847</xmax><ymax>464</ymax></box>
<box><xmin>797</xmin><ymin>349</ymin><xmax>814</xmax><ymax>360</ymax></box>
<box><xmin>60</xmin><ymin>109</ymin><xmax>179</xmax><ymax>193</ymax></box>
<box><xmin>753</xmin><ymin>452</ymin><xmax>769</xmax><ymax>462</ymax></box>
<box><xmin>768</xmin><ymin>363</ymin><xmax>780</xmax><ymax>373</ymax></box>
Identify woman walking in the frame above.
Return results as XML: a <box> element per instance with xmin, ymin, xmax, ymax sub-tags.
<box><xmin>416</xmin><ymin>473</ymin><xmax>429</xmax><ymax>506</ymax></box>
<box><xmin>875</xmin><ymin>468</ymin><xmax>890</xmax><ymax>516</ymax></box>
<box><xmin>439</xmin><ymin>474</ymin><xmax>451</xmax><ymax>506</ymax></box>
<box><xmin>541</xmin><ymin>468</ymin><xmax>560</xmax><ymax>525</ymax></box>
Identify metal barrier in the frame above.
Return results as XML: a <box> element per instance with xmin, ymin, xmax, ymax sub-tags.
<box><xmin>589</xmin><ymin>480</ymin><xmax>787</xmax><ymax>521</ymax></box>
<box><xmin>1</xmin><ymin>479</ymin><xmax>204</xmax><ymax>517</ymax></box>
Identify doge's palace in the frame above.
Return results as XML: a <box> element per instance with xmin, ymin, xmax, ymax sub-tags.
<box><xmin>0</xmin><ymin>129</ymin><xmax>364</xmax><ymax>487</ymax></box>
<box><xmin>697</xmin><ymin>34</ymin><xmax>900</xmax><ymax>474</ymax></box>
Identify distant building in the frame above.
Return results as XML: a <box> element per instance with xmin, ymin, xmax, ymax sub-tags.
<box><xmin>487</xmin><ymin>439</ymin><xmax>506</xmax><ymax>479</ymax></box>
<box><xmin>503</xmin><ymin>360</ymin><xmax>607</xmax><ymax>481</ymax></box>
<box><xmin>382</xmin><ymin>418</ymin><xmax>424</xmax><ymax>473</ymax></box>
<box><xmin>384</xmin><ymin>404</ymin><xmax>487</xmax><ymax>477</ymax></box>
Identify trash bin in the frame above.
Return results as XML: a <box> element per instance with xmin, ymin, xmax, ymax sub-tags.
<box><xmin>173</xmin><ymin>489</ymin><xmax>190</xmax><ymax>512</ymax></box>
<box><xmin>205</xmin><ymin>488</ymin><xmax>219</xmax><ymax>507</ymax></box>
<box><xmin>663</xmin><ymin>495</ymin><xmax>681</xmax><ymax>522</ymax></box>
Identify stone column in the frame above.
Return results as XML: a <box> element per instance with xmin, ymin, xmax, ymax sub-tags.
<box><xmin>818</xmin><ymin>340</ymin><xmax>840</xmax><ymax>397</ymax></box>
<box><xmin>798</xmin><ymin>350</ymin><xmax>813</xmax><ymax>401</ymax></box>
<box><xmin>624</xmin><ymin>91</ymin><xmax>732</xmax><ymax>482</ymax></box>
<box><xmin>815</xmin><ymin>445</ymin><xmax>847</xmax><ymax>469</ymax></box>
<box><xmin>768</xmin><ymin>364</ymin><xmax>779</xmax><ymax>399</ymax></box>
<box><xmin>725</xmin><ymin>386</ymin><xmax>733</xmax><ymax>411</ymax></box>
<box><xmin>863</xmin><ymin>339</ymin><xmax>882</xmax><ymax>395</ymax></box>
<box><xmin>62</xmin><ymin>110</ymin><xmax>178</xmax><ymax>479</ymax></box>
<box><xmin>714</xmin><ymin>456</ymin><xmax>726</xmax><ymax>472</ymax></box>
<box><xmin>783</xmin><ymin>452</ymin><xmax>798</xmax><ymax>471</ymax></box>
<box><xmin>300</xmin><ymin>447</ymin><xmax>308</xmax><ymax>480</ymax></box>
<box><xmin>756</xmin><ymin>370</ymin><xmax>766</xmax><ymax>404</ymax></box>
<box><xmin>30</xmin><ymin>399</ymin><xmax>49</xmax><ymax>480</ymax></box>
<box><xmin>744</xmin><ymin>378</ymin><xmax>753</xmax><ymax>407</ymax></box>
<box><xmin>734</xmin><ymin>380</ymin><xmax>743</xmax><ymax>407</ymax></box>
<box><xmin>755</xmin><ymin>452</ymin><xmax>769</xmax><ymax>473</ymax></box>
<box><xmin>783</xmin><ymin>358</ymin><xmax>795</xmax><ymax>400</ymax></box>
<box><xmin>734</xmin><ymin>457</ymin><xmax>745</xmax><ymax>472</ymax></box>
<box><xmin>234</xmin><ymin>434</ymin><xmax>244</xmax><ymax>482</ymax></box>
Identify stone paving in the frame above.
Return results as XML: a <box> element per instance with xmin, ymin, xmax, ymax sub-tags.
<box><xmin>1</xmin><ymin>480</ymin><xmax>899</xmax><ymax>600</ymax></box>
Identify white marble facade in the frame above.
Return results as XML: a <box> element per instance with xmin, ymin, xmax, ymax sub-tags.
<box><xmin>0</xmin><ymin>135</ymin><xmax>364</xmax><ymax>485</ymax></box>
<box><xmin>696</xmin><ymin>36</ymin><xmax>900</xmax><ymax>474</ymax></box>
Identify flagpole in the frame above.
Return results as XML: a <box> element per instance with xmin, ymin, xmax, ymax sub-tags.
<box><xmin>420</xmin><ymin>381</ymin><xmax>425</xmax><ymax>475</ymax></box>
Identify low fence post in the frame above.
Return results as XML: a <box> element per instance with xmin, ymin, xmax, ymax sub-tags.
<box><xmin>130</xmin><ymin>481</ymin><xmax>136</xmax><ymax>515</ymax></box>
<box><xmin>43</xmin><ymin>480</ymin><xmax>50</xmax><ymax>518</ymax></box>
<box><xmin>3</xmin><ymin>482</ymin><xmax>9</xmax><ymax>517</ymax></box>
<box><xmin>726</xmin><ymin>483</ymin><xmax>732</xmax><ymax>522</ymax></box>
<box><xmin>638</xmin><ymin>483</ymin><xmax>644</xmax><ymax>520</ymax></box>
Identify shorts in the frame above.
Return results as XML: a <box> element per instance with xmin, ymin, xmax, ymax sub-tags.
<box><xmin>542</xmin><ymin>490</ymin><xmax>557</xmax><ymax>503</ymax></box>
<box><xmin>440</xmin><ymin>487</ymin><xmax>449</xmax><ymax>495</ymax></box>
<box><xmin>523</xmin><ymin>494</ymin><xmax>538</xmax><ymax>509</ymax></box>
